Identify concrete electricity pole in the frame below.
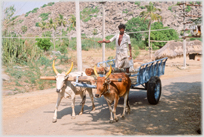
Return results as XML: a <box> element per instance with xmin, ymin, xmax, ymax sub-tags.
<box><xmin>100</xmin><ymin>1</ymin><xmax>106</xmax><ymax>64</ymax></box>
<box><xmin>75</xmin><ymin>0</ymin><xmax>82</xmax><ymax>71</ymax></box>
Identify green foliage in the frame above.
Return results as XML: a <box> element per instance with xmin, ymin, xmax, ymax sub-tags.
<box><xmin>4</xmin><ymin>5</ymin><xmax>16</xmax><ymax>21</ymax></box>
<box><xmin>36</xmin><ymin>31</ymin><xmax>53</xmax><ymax>51</ymax></box>
<box><xmin>190</xmin><ymin>37</ymin><xmax>202</xmax><ymax>41</ymax></box>
<box><xmin>108</xmin><ymin>56</ymin><xmax>114</xmax><ymax>60</ymax></box>
<box><xmin>10</xmin><ymin>15</ymin><xmax>19</xmax><ymax>21</ymax></box>
<box><xmin>123</xmin><ymin>9</ymin><xmax>129</xmax><ymax>14</ymax></box>
<box><xmin>83</xmin><ymin>16</ymin><xmax>92</xmax><ymax>22</ymax></box>
<box><xmin>21</xmin><ymin>25</ymin><xmax>27</xmax><ymax>33</ymax></box>
<box><xmin>140</xmin><ymin>6</ymin><xmax>145</xmax><ymax>9</ymax></box>
<box><xmin>125</xmin><ymin>17</ymin><xmax>149</xmax><ymax>41</ymax></box>
<box><xmin>47</xmin><ymin>2</ymin><xmax>55</xmax><ymax>6</ymax></box>
<box><xmin>144</xmin><ymin>22</ymin><xmax>179</xmax><ymax>50</ymax></box>
<box><xmin>41</xmin><ymin>2</ymin><xmax>55</xmax><ymax>8</ymax></box>
<box><xmin>93</xmin><ymin>29</ymin><xmax>98</xmax><ymax>35</ymax></box>
<box><xmin>196</xmin><ymin>1</ymin><xmax>201</xmax><ymax>5</ymax></box>
<box><xmin>185</xmin><ymin>5</ymin><xmax>191</xmax><ymax>12</ymax></box>
<box><xmin>36</xmin><ymin>38</ymin><xmax>52</xmax><ymax>51</ymax></box>
<box><xmin>168</xmin><ymin>6</ymin><xmax>172</xmax><ymax>11</ymax></box>
<box><xmin>135</xmin><ymin>2</ymin><xmax>141</xmax><ymax>6</ymax></box>
<box><xmin>19</xmin><ymin>19</ymin><xmax>23</xmax><ymax>23</ymax></box>
<box><xmin>39</xmin><ymin>12</ymin><xmax>51</xmax><ymax>21</ymax></box>
<box><xmin>130</xmin><ymin>38</ymin><xmax>140</xmax><ymax>59</ymax></box>
<box><xmin>2</xmin><ymin>32</ymin><xmax>43</xmax><ymax>65</ymax></box>
<box><xmin>25</xmin><ymin>11</ymin><xmax>31</xmax><ymax>17</ymax></box>
<box><xmin>32</xmin><ymin>8</ymin><xmax>39</xmax><ymax>13</ymax></box>
<box><xmin>82</xmin><ymin>44</ymin><xmax>89</xmax><ymax>51</ymax></box>
<box><xmin>36</xmin><ymin>22</ymin><xmax>40</xmax><ymax>27</ymax></box>
<box><xmin>80</xmin><ymin>6</ymin><xmax>99</xmax><ymax>22</ymax></box>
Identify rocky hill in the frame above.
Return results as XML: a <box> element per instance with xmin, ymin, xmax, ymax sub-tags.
<box><xmin>5</xmin><ymin>1</ymin><xmax>202</xmax><ymax>38</ymax></box>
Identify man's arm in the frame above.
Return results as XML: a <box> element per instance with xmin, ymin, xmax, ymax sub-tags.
<box><xmin>128</xmin><ymin>44</ymin><xmax>132</xmax><ymax>59</ymax></box>
<box><xmin>98</xmin><ymin>39</ymin><xmax>111</xmax><ymax>43</ymax></box>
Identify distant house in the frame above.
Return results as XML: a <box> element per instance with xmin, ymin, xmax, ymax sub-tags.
<box><xmin>154</xmin><ymin>40</ymin><xmax>202</xmax><ymax>60</ymax></box>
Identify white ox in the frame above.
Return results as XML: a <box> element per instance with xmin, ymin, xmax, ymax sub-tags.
<box><xmin>52</xmin><ymin>60</ymin><xmax>95</xmax><ymax>123</ymax></box>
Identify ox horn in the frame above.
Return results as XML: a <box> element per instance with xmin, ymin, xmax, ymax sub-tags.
<box><xmin>65</xmin><ymin>62</ymin><xmax>73</xmax><ymax>76</ymax></box>
<box><xmin>94</xmin><ymin>65</ymin><xmax>99</xmax><ymax>77</ymax></box>
<box><xmin>105</xmin><ymin>65</ymin><xmax>112</xmax><ymax>79</ymax></box>
<box><xmin>52</xmin><ymin>59</ymin><xmax>59</xmax><ymax>75</ymax></box>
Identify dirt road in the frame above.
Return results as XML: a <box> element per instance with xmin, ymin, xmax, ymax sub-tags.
<box><xmin>2</xmin><ymin>73</ymin><xmax>201</xmax><ymax>135</ymax></box>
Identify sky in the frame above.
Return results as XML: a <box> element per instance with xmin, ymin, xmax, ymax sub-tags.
<box><xmin>2</xmin><ymin>1</ymin><xmax>59</xmax><ymax>17</ymax></box>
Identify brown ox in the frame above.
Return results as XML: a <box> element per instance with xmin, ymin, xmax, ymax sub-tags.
<box><xmin>94</xmin><ymin>65</ymin><xmax>131</xmax><ymax>123</ymax></box>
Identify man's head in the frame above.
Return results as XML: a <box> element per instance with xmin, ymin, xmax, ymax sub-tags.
<box><xmin>118</xmin><ymin>23</ymin><xmax>126</xmax><ymax>34</ymax></box>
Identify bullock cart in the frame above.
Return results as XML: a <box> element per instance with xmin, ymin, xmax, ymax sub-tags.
<box><xmin>40</xmin><ymin>57</ymin><xmax>168</xmax><ymax>105</ymax></box>
<box><xmin>74</xmin><ymin>57</ymin><xmax>168</xmax><ymax>105</ymax></box>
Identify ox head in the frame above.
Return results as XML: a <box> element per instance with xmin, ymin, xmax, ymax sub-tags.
<box><xmin>94</xmin><ymin>65</ymin><xmax>112</xmax><ymax>98</ymax></box>
<box><xmin>52</xmin><ymin>59</ymin><xmax>73</xmax><ymax>93</ymax></box>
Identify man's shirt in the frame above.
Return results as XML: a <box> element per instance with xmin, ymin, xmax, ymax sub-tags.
<box><xmin>109</xmin><ymin>33</ymin><xmax>131</xmax><ymax>68</ymax></box>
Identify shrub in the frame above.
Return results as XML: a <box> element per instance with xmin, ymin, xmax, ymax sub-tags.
<box><xmin>130</xmin><ymin>38</ymin><xmax>140</xmax><ymax>59</ymax></box>
<box><xmin>19</xmin><ymin>19</ymin><xmax>23</xmax><ymax>23</ymax></box>
<box><xmin>140</xmin><ymin>6</ymin><xmax>145</xmax><ymax>9</ymax></box>
<box><xmin>123</xmin><ymin>9</ymin><xmax>129</xmax><ymax>14</ymax></box>
<box><xmin>32</xmin><ymin>8</ymin><xmax>39</xmax><ymax>13</ymax></box>
<box><xmin>168</xmin><ymin>6</ymin><xmax>172</xmax><ymax>11</ymax></box>
<box><xmin>36</xmin><ymin>38</ymin><xmax>52</xmax><ymax>51</ymax></box>
<box><xmin>185</xmin><ymin>5</ymin><xmax>191</xmax><ymax>12</ymax></box>
<box><xmin>135</xmin><ymin>2</ymin><xmax>141</xmax><ymax>6</ymax></box>
<box><xmin>21</xmin><ymin>25</ymin><xmax>27</xmax><ymax>33</ymax></box>
<box><xmin>39</xmin><ymin>12</ymin><xmax>51</xmax><ymax>21</ymax></box>
<box><xmin>35</xmin><ymin>22</ymin><xmax>40</xmax><ymax>27</ymax></box>
<box><xmin>25</xmin><ymin>11</ymin><xmax>31</xmax><ymax>17</ymax></box>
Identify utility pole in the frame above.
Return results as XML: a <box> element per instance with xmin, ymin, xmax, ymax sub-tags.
<box><xmin>75</xmin><ymin>0</ymin><xmax>82</xmax><ymax>71</ymax></box>
<box><xmin>100</xmin><ymin>1</ymin><xmax>106</xmax><ymax>64</ymax></box>
<box><xmin>182</xmin><ymin>1</ymin><xmax>186</xmax><ymax>68</ymax></box>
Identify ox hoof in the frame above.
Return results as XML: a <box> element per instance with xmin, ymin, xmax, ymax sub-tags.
<box><xmin>79</xmin><ymin>112</ymin><xmax>83</xmax><ymax>115</ymax></box>
<box><xmin>109</xmin><ymin>120</ymin><xmax>114</xmax><ymax>123</ymax></box>
<box><xmin>71</xmin><ymin>116</ymin><xmax>76</xmax><ymax>119</ymax></box>
<box><xmin>114</xmin><ymin>118</ymin><xmax>119</xmax><ymax>122</ymax></box>
<box><xmin>92</xmin><ymin>107</ymin><xmax>95</xmax><ymax>111</ymax></box>
<box><xmin>52</xmin><ymin>119</ymin><xmax>57</xmax><ymax>123</ymax></box>
<box><xmin>121</xmin><ymin>115</ymin><xmax>125</xmax><ymax>119</ymax></box>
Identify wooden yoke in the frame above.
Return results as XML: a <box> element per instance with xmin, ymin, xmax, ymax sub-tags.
<box><xmin>40</xmin><ymin>76</ymin><xmax>95</xmax><ymax>82</ymax></box>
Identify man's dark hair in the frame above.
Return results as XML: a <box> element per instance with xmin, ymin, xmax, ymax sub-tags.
<box><xmin>118</xmin><ymin>23</ymin><xmax>126</xmax><ymax>30</ymax></box>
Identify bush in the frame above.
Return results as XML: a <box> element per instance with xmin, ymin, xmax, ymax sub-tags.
<box><xmin>32</xmin><ymin>8</ymin><xmax>39</xmax><ymax>13</ymax></box>
<box><xmin>130</xmin><ymin>38</ymin><xmax>140</xmax><ymax>59</ymax></box>
<box><xmin>21</xmin><ymin>25</ymin><xmax>27</xmax><ymax>33</ymax></box>
<box><xmin>25</xmin><ymin>11</ymin><xmax>31</xmax><ymax>17</ymax></box>
<box><xmin>36</xmin><ymin>31</ymin><xmax>53</xmax><ymax>51</ymax></box>
<box><xmin>168</xmin><ymin>6</ymin><xmax>172</xmax><ymax>11</ymax></box>
<box><xmin>19</xmin><ymin>20</ymin><xmax>23</xmax><ymax>23</ymax></box>
<box><xmin>185</xmin><ymin>5</ymin><xmax>191</xmax><ymax>12</ymax></box>
<box><xmin>35</xmin><ymin>22</ymin><xmax>40</xmax><ymax>27</ymax></box>
<box><xmin>140</xmin><ymin>6</ymin><xmax>145</xmax><ymax>9</ymax></box>
<box><xmin>39</xmin><ymin>12</ymin><xmax>51</xmax><ymax>21</ymax></box>
<box><xmin>135</xmin><ymin>2</ymin><xmax>141</xmax><ymax>6</ymax></box>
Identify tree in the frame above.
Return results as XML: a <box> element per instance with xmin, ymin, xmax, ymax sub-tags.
<box><xmin>68</xmin><ymin>15</ymin><xmax>76</xmax><ymax>32</ymax></box>
<box><xmin>56</xmin><ymin>14</ymin><xmax>67</xmax><ymax>37</ymax></box>
<box><xmin>125</xmin><ymin>17</ymin><xmax>149</xmax><ymax>41</ymax></box>
<box><xmin>3</xmin><ymin>5</ymin><xmax>16</xmax><ymax>35</ymax></box>
<box><xmin>38</xmin><ymin>21</ymin><xmax>48</xmax><ymax>30</ymax></box>
<box><xmin>140</xmin><ymin>2</ymin><xmax>162</xmax><ymax>57</ymax></box>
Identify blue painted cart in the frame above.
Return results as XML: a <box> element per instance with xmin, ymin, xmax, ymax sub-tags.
<box><xmin>73</xmin><ymin>57</ymin><xmax>168</xmax><ymax>104</ymax></box>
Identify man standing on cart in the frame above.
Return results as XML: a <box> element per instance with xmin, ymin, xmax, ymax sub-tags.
<box><xmin>98</xmin><ymin>23</ymin><xmax>132</xmax><ymax>73</ymax></box>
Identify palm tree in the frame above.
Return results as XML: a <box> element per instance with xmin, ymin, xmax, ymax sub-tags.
<box><xmin>38</xmin><ymin>21</ymin><xmax>48</xmax><ymax>30</ymax></box>
<box><xmin>68</xmin><ymin>15</ymin><xmax>76</xmax><ymax>31</ymax></box>
<box><xmin>56</xmin><ymin>14</ymin><xmax>67</xmax><ymax>40</ymax></box>
<box><xmin>47</xmin><ymin>18</ymin><xmax>58</xmax><ymax>50</ymax></box>
<box><xmin>140</xmin><ymin>2</ymin><xmax>162</xmax><ymax>59</ymax></box>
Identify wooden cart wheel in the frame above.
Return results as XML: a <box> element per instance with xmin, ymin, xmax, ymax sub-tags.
<box><xmin>147</xmin><ymin>76</ymin><xmax>161</xmax><ymax>105</ymax></box>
